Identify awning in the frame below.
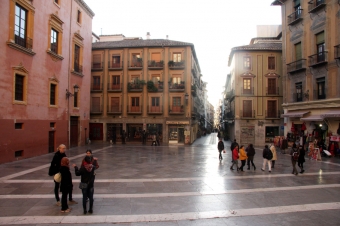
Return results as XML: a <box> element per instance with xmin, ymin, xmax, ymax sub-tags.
<box><xmin>281</xmin><ymin>111</ymin><xmax>310</xmax><ymax>118</ymax></box>
<box><xmin>321</xmin><ymin>110</ymin><xmax>340</xmax><ymax>118</ymax></box>
<box><xmin>300</xmin><ymin>115</ymin><xmax>323</xmax><ymax>121</ymax></box>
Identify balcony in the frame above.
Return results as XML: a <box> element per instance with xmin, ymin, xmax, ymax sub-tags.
<box><xmin>308</xmin><ymin>51</ymin><xmax>328</xmax><ymax>67</ymax></box>
<box><xmin>147</xmin><ymin>105</ymin><xmax>163</xmax><ymax>114</ymax></box>
<box><xmin>308</xmin><ymin>0</ymin><xmax>326</xmax><ymax>13</ymax></box>
<box><xmin>287</xmin><ymin>59</ymin><xmax>307</xmax><ymax>74</ymax></box>
<box><xmin>240</xmin><ymin>110</ymin><xmax>255</xmax><ymax>119</ymax></box>
<box><xmin>169</xmin><ymin>82</ymin><xmax>185</xmax><ymax>92</ymax></box>
<box><xmin>191</xmin><ymin>85</ymin><xmax>197</xmax><ymax>97</ymax></box>
<box><xmin>128</xmin><ymin>60</ymin><xmax>143</xmax><ymax>70</ymax></box>
<box><xmin>335</xmin><ymin>45</ymin><xmax>340</xmax><ymax>59</ymax></box>
<box><xmin>74</xmin><ymin>63</ymin><xmax>83</xmax><ymax>74</ymax></box>
<box><xmin>225</xmin><ymin>90</ymin><xmax>235</xmax><ymax>100</ymax></box>
<box><xmin>90</xmin><ymin>105</ymin><xmax>103</xmax><ymax>115</ymax></box>
<box><xmin>313</xmin><ymin>89</ymin><xmax>326</xmax><ymax>100</ymax></box>
<box><xmin>288</xmin><ymin>9</ymin><xmax>303</xmax><ymax>25</ymax></box>
<box><xmin>107</xmin><ymin>105</ymin><xmax>122</xmax><ymax>114</ymax></box>
<box><xmin>169</xmin><ymin>105</ymin><xmax>184</xmax><ymax>115</ymax></box>
<box><xmin>91</xmin><ymin>83</ymin><xmax>103</xmax><ymax>92</ymax></box>
<box><xmin>224</xmin><ymin>112</ymin><xmax>234</xmax><ymax>119</ymax></box>
<box><xmin>127</xmin><ymin>105</ymin><xmax>142</xmax><ymax>114</ymax></box>
<box><xmin>168</xmin><ymin>60</ymin><xmax>185</xmax><ymax>69</ymax></box>
<box><xmin>241</xmin><ymin>87</ymin><xmax>254</xmax><ymax>95</ymax></box>
<box><xmin>147</xmin><ymin>81</ymin><xmax>163</xmax><ymax>92</ymax></box>
<box><xmin>15</xmin><ymin>35</ymin><xmax>33</xmax><ymax>49</ymax></box>
<box><xmin>91</xmin><ymin>62</ymin><xmax>103</xmax><ymax>71</ymax></box>
<box><xmin>266</xmin><ymin>87</ymin><xmax>279</xmax><ymax>95</ymax></box>
<box><xmin>108</xmin><ymin>61</ymin><xmax>123</xmax><ymax>70</ymax></box>
<box><xmin>265</xmin><ymin>110</ymin><xmax>281</xmax><ymax>119</ymax></box>
<box><xmin>107</xmin><ymin>83</ymin><xmax>122</xmax><ymax>92</ymax></box>
<box><xmin>148</xmin><ymin>60</ymin><xmax>164</xmax><ymax>69</ymax></box>
<box><xmin>127</xmin><ymin>82</ymin><xmax>144</xmax><ymax>92</ymax></box>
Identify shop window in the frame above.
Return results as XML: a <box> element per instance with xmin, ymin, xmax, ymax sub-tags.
<box><xmin>265</xmin><ymin>126</ymin><xmax>279</xmax><ymax>143</ymax></box>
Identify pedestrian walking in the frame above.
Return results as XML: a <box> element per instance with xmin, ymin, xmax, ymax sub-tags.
<box><xmin>230</xmin><ymin>144</ymin><xmax>239</xmax><ymax>171</ymax></box>
<box><xmin>142</xmin><ymin>130</ymin><xmax>147</xmax><ymax>145</ymax></box>
<box><xmin>74</xmin><ymin>156</ymin><xmax>96</xmax><ymax>215</ymax></box>
<box><xmin>48</xmin><ymin>144</ymin><xmax>77</xmax><ymax>206</ymax></box>
<box><xmin>270</xmin><ymin>144</ymin><xmax>277</xmax><ymax>168</ymax></box>
<box><xmin>60</xmin><ymin>157</ymin><xmax>73</xmax><ymax>213</ymax></box>
<box><xmin>230</xmin><ymin>139</ymin><xmax>239</xmax><ymax>163</ymax></box>
<box><xmin>290</xmin><ymin>143</ymin><xmax>300</xmax><ymax>175</ymax></box>
<box><xmin>151</xmin><ymin>133</ymin><xmax>157</xmax><ymax>146</ymax></box>
<box><xmin>217</xmin><ymin>138</ymin><xmax>224</xmax><ymax>160</ymax></box>
<box><xmin>246</xmin><ymin>144</ymin><xmax>256</xmax><ymax>170</ymax></box>
<box><xmin>121</xmin><ymin>130</ymin><xmax>126</xmax><ymax>144</ymax></box>
<box><xmin>261</xmin><ymin>145</ymin><xmax>272</xmax><ymax>172</ymax></box>
<box><xmin>298</xmin><ymin>145</ymin><xmax>305</xmax><ymax>174</ymax></box>
<box><xmin>156</xmin><ymin>132</ymin><xmax>160</xmax><ymax>146</ymax></box>
<box><xmin>239</xmin><ymin>145</ymin><xmax>247</xmax><ymax>172</ymax></box>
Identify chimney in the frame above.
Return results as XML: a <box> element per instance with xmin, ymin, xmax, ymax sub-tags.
<box><xmin>146</xmin><ymin>32</ymin><xmax>150</xmax><ymax>40</ymax></box>
<box><xmin>166</xmin><ymin>35</ymin><xmax>169</xmax><ymax>39</ymax></box>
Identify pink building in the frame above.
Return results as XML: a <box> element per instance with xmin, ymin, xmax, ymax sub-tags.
<box><xmin>0</xmin><ymin>0</ymin><xmax>94</xmax><ymax>163</ymax></box>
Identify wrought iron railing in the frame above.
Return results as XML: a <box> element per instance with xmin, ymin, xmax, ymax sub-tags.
<box><xmin>15</xmin><ymin>35</ymin><xmax>33</xmax><ymax>49</ymax></box>
<box><xmin>169</xmin><ymin>82</ymin><xmax>185</xmax><ymax>91</ymax></box>
<box><xmin>74</xmin><ymin>63</ymin><xmax>83</xmax><ymax>73</ymax></box>
<box><xmin>265</xmin><ymin>110</ymin><xmax>281</xmax><ymax>119</ymax></box>
<box><xmin>91</xmin><ymin>61</ymin><xmax>103</xmax><ymax>70</ymax></box>
<box><xmin>168</xmin><ymin>60</ymin><xmax>185</xmax><ymax>69</ymax></box>
<box><xmin>107</xmin><ymin>83</ymin><xmax>122</xmax><ymax>91</ymax></box>
<box><xmin>169</xmin><ymin>105</ymin><xmax>184</xmax><ymax>114</ymax></box>
<box><xmin>308</xmin><ymin>51</ymin><xmax>327</xmax><ymax>66</ymax></box>
<box><xmin>288</xmin><ymin>9</ymin><xmax>303</xmax><ymax>25</ymax></box>
<box><xmin>128</xmin><ymin>60</ymin><xmax>143</xmax><ymax>68</ymax></box>
<box><xmin>90</xmin><ymin>105</ymin><xmax>102</xmax><ymax>114</ymax></box>
<box><xmin>147</xmin><ymin>105</ymin><xmax>163</xmax><ymax>114</ymax></box>
<box><xmin>240</xmin><ymin>110</ymin><xmax>255</xmax><ymax>118</ymax></box>
<box><xmin>127</xmin><ymin>105</ymin><xmax>142</xmax><ymax>114</ymax></box>
<box><xmin>148</xmin><ymin>60</ymin><xmax>164</xmax><ymax>68</ymax></box>
<box><xmin>108</xmin><ymin>61</ymin><xmax>123</xmax><ymax>70</ymax></box>
<box><xmin>308</xmin><ymin>0</ymin><xmax>326</xmax><ymax>13</ymax></box>
<box><xmin>313</xmin><ymin>89</ymin><xmax>326</xmax><ymax>100</ymax></box>
<box><xmin>287</xmin><ymin>59</ymin><xmax>307</xmax><ymax>73</ymax></box>
<box><xmin>107</xmin><ymin>105</ymin><xmax>122</xmax><ymax>114</ymax></box>
<box><xmin>266</xmin><ymin>87</ymin><xmax>279</xmax><ymax>95</ymax></box>
<box><xmin>293</xmin><ymin>92</ymin><xmax>303</xmax><ymax>102</ymax></box>
<box><xmin>127</xmin><ymin>82</ymin><xmax>144</xmax><ymax>91</ymax></box>
<box><xmin>241</xmin><ymin>87</ymin><xmax>254</xmax><ymax>95</ymax></box>
<box><xmin>91</xmin><ymin>83</ymin><xmax>103</xmax><ymax>91</ymax></box>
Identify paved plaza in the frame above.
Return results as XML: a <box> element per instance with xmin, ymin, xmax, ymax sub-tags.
<box><xmin>0</xmin><ymin>133</ymin><xmax>340</xmax><ymax>225</ymax></box>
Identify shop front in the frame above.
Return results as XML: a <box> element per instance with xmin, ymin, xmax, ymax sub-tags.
<box><xmin>107</xmin><ymin>123</ymin><xmax>123</xmax><ymax>142</ymax></box>
<box><xmin>166</xmin><ymin>121</ymin><xmax>190</xmax><ymax>144</ymax></box>
<box><xmin>146</xmin><ymin>124</ymin><xmax>163</xmax><ymax>143</ymax></box>
<box><xmin>126</xmin><ymin>123</ymin><xmax>143</xmax><ymax>142</ymax></box>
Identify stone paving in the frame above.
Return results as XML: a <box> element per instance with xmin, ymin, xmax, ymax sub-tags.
<box><xmin>0</xmin><ymin>133</ymin><xmax>340</xmax><ymax>225</ymax></box>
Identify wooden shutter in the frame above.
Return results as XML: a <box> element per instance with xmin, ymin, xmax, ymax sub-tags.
<box><xmin>243</xmin><ymin>100</ymin><xmax>252</xmax><ymax>117</ymax></box>
<box><xmin>151</xmin><ymin>53</ymin><xmax>161</xmax><ymax>61</ymax></box>
<box><xmin>267</xmin><ymin>100</ymin><xmax>277</xmax><ymax>117</ymax></box>
<box><xmin>111</xmin><ymin>97</ymin><xmax>119</xmax><ymax>112</ymax></box>
<box><xmin>295</xmin><ymin>42</ymin><xmax>302</xmax><ymax>60</ymax></box>
<box><xmin>268</xmin><ymin>78</ymin><xmax>276</xmax><ymax>95</ymax></box>
<box><xmin>92</xmin><ymin>97</ymin><xmax>100</xmax><ymax>112</ymax></box>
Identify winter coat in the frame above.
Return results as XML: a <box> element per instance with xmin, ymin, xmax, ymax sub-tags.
<box><xmin>49</xmin><ymin>151</ymin><xmax>66</xmax><ymax>176</ymax></box>
<box><xmin>217</xmin><ymin>140</ymin><xmax>224</xmax><ymax>151</ymax></box>
<box><xmin>232</xmin><ymin>148</ymin><xmax>239</xmax><ymax>160</ymax></box>
<box><xmin>262</xmin><ymin>148</ymin><xmax>271</xmax><ymax>159</ymax></box>
<box><xmin>239</xmin><ymin>147</ymin><xmax>247</xmax><ymax>160</ymax></box>
<box><xmin>270</xmin><ymin>145</ymin><xmax>277</xmax><ymax>161</ymax></box>
<box><xmin>60</xmin><ymin>166</ymin><xmax>72</xmax><ymax>192</ymax></box>
<box><xmin>298</xmin><ymin>148</ymin><xmax>305</xmax><ymax>163</ymax></box>
<box><xmin>246</xmin><ymin>146</ymin><xmax>255</xmax><ymax>157</ymax></box>
<box><xmin>75</xmin><ymin>163</ymin><xmax>95</xmax><ymax>189</ymax></box>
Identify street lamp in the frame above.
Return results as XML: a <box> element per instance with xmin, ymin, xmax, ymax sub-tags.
<box><xmin>185</xmin><ymin>93</ymin><xmax>189</xmax><ymax>106</ymax></box>
<box><xmin>66</xmin><ymin>85</ymin><xmax>79</xmax><ymax>99</ymax></box>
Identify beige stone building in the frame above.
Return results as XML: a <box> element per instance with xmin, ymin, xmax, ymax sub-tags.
<box><xmin>225</xmin><ymin>32</ymin><xmax>283</xmax><ymax>147</ymax></box>
<box><xmin>89</xmin><ymin>35</ymin><xmax>207</xmax><ymax>145</ymax></box>
<box><xmin>272</xmin><ymin>0</ymin><xmax>340</xmax><ymax>146</ymax></box>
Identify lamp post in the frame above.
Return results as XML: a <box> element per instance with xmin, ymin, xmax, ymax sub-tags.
<box><xmin>66</xmin><ymin>84</ymin><xmax>79</xmax><ymax>151</ymax></box>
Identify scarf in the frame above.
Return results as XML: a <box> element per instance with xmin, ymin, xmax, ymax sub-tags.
<box><xmin>84</xmin><ymin>162</ymin><xmax>94</xmax><ymax>172</ymax></box>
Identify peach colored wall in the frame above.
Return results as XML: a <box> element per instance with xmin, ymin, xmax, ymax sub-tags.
<box><xmin>0</xmin><ymin>0</ymin><xmax>93</xmax><ymax>163</ymax></box>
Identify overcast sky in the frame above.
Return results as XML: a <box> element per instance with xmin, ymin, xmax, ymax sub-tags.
<box><xmin>84</xmin><ymin>0</ymin><xmax>282</xmax><ymax>108</ymax></box>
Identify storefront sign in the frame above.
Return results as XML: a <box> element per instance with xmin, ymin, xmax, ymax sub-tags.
<box><xmin>184</xmin><ymin>131</ymin><xmax>190</xmax><ymax>135</ymax></box>
<box><xmin>330</xmin><ymin>136</ymin><xmax>340</xmax><ymax>142</ymax></box>
<box><xmin>166</xmin><ymin>121</ymin><xmax>189</xmax><ymax>125</ymax></box>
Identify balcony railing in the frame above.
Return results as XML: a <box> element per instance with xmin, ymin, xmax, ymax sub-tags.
<box><xmin>128</xmin><ymin>60</ymin><xmax>143</xmax><ymax>69</ymax></box>
<box><xmin>313</xmin><ymin>89</ymin><xmax>326</xmax><ymax>100</ymax></box>
<box><xmin>265</xmin><ymin>110</ymin><xmax>281</xmax><ymax>119</ymax></box>
<box><xmin>169</xmin><ymin>105</ymin><xmax>184</xmax><ymax>114</ymax></box>
<box><xmin>308</xmin><ymin>0</ymin><xmax>326</xmax><ymax>13</ymax></box>
<box><xmin>91</xmin><ymin>62</ymin><xmax>103</xmax><ymax>70</ymax></box>
<box><xmin>293</xmin><ymin>92</ymin><xmax>303</xmax><ymax>102</ymax></box>
<box><xmin>225</xmin><ymin>90</ymin><xmax>235</xmax><ymax>99</ymax></box>
<box><xmin>148</xmin><ymin>60</ymin><xmax>164</xmax><ymax>69</ymax></box>
<box><xmin>107</xmin><ymin>83</ymin><xmax>122</xmax><ymax>92</ymax></box>
<box><xmin>147</xmin><ymin>105</ymin><xmax>163</xmax><ymax>114</ymax></box>
<box><xmin>90</xmin><ymin>105</ymin><xmax>103</xmax><ymax>114</ymax></box>
<box><xmin>224</xmin><ymin>112</ymin><xmax>234</xmax><ymax>119</ymax></box>
<box><xmin>287</xmin><ymin>59</ymin><xmax>307</xmax><ymax>73</ymax></box>
<box><xmin>266</xmin><ymin>87</ymin><xmax>279</xmax><ymax>95</ymax></box>
<box><xmin>74</xmin><ymin>63</ymin><xmax>83</xmax><ymax>73</ymax></box>
<box><xmin>191</xmin><ymin>85</ymin><xmax>197</xmax><ymax>97</ymax></box>
<box><xmin>308</xmin><ymin>51</ymin><xmax>328</xmax><ymax>66</ymax></box>
<box><xmin>241</xmin><ymin>87</ymin><xmax>254</xmax><ymax>95</ymax></box>
<box><xmin>240</xmin><ymin>110</ymin><xmax>255</xmax><ymax>118</ymax></box>
<box><xmin>127</xmin><ymin>82</ymin><xmax>144</xmax><ymax>92</ymax></box>
<box><xmin>51</xmin><ymin>43</ymin><xmax>58</xmax><ymax>54</ymax></box>
<box><xmin>169</xmin><ymin>82</ymin><xmax>185</xmax><ymax>91</ymax></box>
<box><xmin>91</xmin><ymin>83</ymin><xmax>103</xmax><ymax>92</ymax></box>
<box><xmin>127</xmin><ymin>105</ymin><xmax>142</xmax><ymax>114</ymax></box>
<box><xmin>147</xmin><ymin>81</ymin><xmax>164</xmax><ymax>92</ymax></box>
<box><xmin>288</xmin><ymin>9</ymin><xmax>303</xmax><ymax>25</ymax></box>
<box><xmin>15</xmin><ymin>35</ymin><xmax>32</xmax><ymax>49</ymax></box>
<box><xmin>168</xmin><ymin>60</ymin><xmax>185</xmax><ymax>69</ymax></box>
<box><xmin>334</xmin><ymin>45</ymin><xmax>340</xmax><ymax>59</ymax></box>
<box><xmin>107</xmin><ymin>105</ymin><xmax>122</xmax><ymax>114</ymax></box>
<box><xmin>108</xmin><ymin>61</ymin><xmax>123</xmax><ymax>70</ymax></box>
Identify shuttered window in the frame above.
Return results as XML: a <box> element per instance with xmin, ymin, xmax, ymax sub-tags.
<box><xmin>151</xmin><ymin>53</ymin><xmax>161</xmax><ymax>61</ymax></box>
<box><xmin>295</xmin><ymin>42</ymin><xmax>302</xmax><ymax>60</ymax></box>
<box><xmin>243</xmin><ymin>100</ymin><xmax>252</xmax><ymax>117</ymax></box>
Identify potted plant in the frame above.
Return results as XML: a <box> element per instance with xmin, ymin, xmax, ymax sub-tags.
<box><xmin>168</xmin><ymin>60</ymin><xmax>175</xmax><ymax>67</ymax></box>
<box><xmin>147</xmin><ymin>81</ymin><xmax>158</xmax><ymax>92</ymax></box>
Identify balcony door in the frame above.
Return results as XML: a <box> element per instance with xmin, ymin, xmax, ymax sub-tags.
<box><xmin>267</xmin><ymin>100</ymin><xmax>277</xmax><ymax>118</ymax></box>
<box><xmin>268</xmin><ymin>78</ymin><xmax>276</xmax><ymax>95</ymax></box>
<box><xmin>243</xmin><ymin>100</ymin><xmax>252</xmax><ymax>117</ymax></box>
<box><xmin>111</xmin><ymin>97</ymin><xmax>120</xmax><ymax>112</ymax></box>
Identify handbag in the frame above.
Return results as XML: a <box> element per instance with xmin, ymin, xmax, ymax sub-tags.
<box><xmin>54</xmin><ymin>172</ymin><xmax>61</xmax><ymax>183</ymax></box>
<box><xmin>223</xmin><ymin>149</ymin><xmax>226</xmax><ymax>153</ymax></box>
<box><xmin>79</xmin><ymin>182</ymin><xmax>88</xmax><ymax>189</ymax></box>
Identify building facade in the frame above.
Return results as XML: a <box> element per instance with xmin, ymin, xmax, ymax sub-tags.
<box><xmin>225</xmin><ymin>34</ymin><xmax>283</xmax><ymax>147</ymax></box>
<box><xmin>272</xmin><ymin>0</ymin><xmax>340</xmax><ymax>146</ymax></box>
<box><xmin>90</xmin><ymin>36</ymin><xmax>207</xmax><ymax>145</ymax></box>
<box><xmin>0</xmin><ymin>0</ymin><xmax>94</xmax><ymax>163</ymax></box>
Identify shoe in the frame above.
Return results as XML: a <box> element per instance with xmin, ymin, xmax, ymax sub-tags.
<box><xmin>69</xmin><ymin>200</ymin><xmax>78</xmax><ymax>204</ymax></box>
<box><xmin>61</xmin><ymin>208</ymin><xmax>71</xmax><ymax>213</ymax></box>
<box><xmin>56</xmin><ymin>201</ymin><xmax>61</xmax><ymax>206</ymax></box>
<box><xmin>269</xmin><ymin>171</ymin><xmax>271</xmax><ymax>173</ymax></box>
<box><xmin>261</xmin><ymin>168</ymin><xmax>264</xmax><ymax>171</ymax></box>
<box><xmin>230</xmin><ymin>167</ymin><xmax>234</xmax><ymax>170</ymax></box>
<box><xmin>88</xmin><ymin>209</ymin><xmax>93</xmax><ymax>214</ymax></box>
<box><xmin>295</xmin><ymin>173</ymin><xmax>298</xmax><ymax>175</ymax></box>
<box><xmin>84</xmin><ymin>210</ymin><xmax>87</xmax><ymax>215</ymax></box>
<box><xmin>301</xmin><ymin>170</ymin><xmax>305</xmax><ymax>174</ymax></box>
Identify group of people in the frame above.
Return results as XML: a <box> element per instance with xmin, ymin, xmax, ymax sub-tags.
<box><xmin>217</xmin><ymin>138</ymin><xmax>306</xmax><ymax>175</ymax></box>
<box><xmin>49</xmin><ymin>144</ymin><xmax>99</xmax><ymax>214</ymax></box>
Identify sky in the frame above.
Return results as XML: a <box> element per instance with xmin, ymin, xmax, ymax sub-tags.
<box><xmin>84</xmin><ymin>0</ymin><xmax>282</xmax><ymax>108</ymax></box>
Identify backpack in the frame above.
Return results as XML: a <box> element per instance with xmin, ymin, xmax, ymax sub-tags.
<box><xmin>292</xmin><ymin>150</ymin><xmax>299</xmax><ymax>161</ymax></box>
<box><xmin>266</xmin><ymin>149</ymin><xmax>273</xmax><ymax>160</ymax></box>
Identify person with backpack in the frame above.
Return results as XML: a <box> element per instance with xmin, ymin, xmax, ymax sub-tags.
<box><xmin>246</xmin><ymin>144</ymin><xmax>256</xmax><ymax>170</ymax></box>
<box><xmin>261</xmin><ymin>145</ymin><xmax>272</xmax><ymax>172</ymax></box>
<box><xmin>217</xmin><ymin>138</ymin><xmax>225</xmax><ymax>160</ymax></box>
<box><xmin>290</xmin><ymin>143</ymin><xmax>300</xmax><ymax>175</ymax></box>
<box><xmin>297</xmin><ymin>145</ymin><xmax>305</xmax><ymax>174</ymax></box>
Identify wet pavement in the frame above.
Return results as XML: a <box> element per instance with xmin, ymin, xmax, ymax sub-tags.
<box><xmin>0</xmin><ymin>133</ymin><xmax>340</xmax><ymax>225</ymax></box>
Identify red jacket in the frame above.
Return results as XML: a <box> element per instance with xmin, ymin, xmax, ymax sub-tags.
<box><xmin>232</xmin><ymin>148</ymin><xmax>239</xmax><ymax>160</ymax></box>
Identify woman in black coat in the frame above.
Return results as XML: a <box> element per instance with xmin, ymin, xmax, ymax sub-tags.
<box><xmin>297</xmin><ymin>145</ymin><xmax>305</xmax><ymax>174</ymax></box>
<box><xmin>60</xmin><ymin>157</ymin><xmax>73</xmax><ymax>213</ymax></box>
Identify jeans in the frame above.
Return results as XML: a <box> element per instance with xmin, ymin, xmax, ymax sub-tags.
<box><xmin>247</xmin><ymin>156</ymin><xmax>255</xmax><ymax>169</ymax></box>
<box><xmin>231</xmin><ymin>159</ymin><xmax>239</xmax><ymax>169</ymax></box>
<box><xmin>61</xmin><ymin>190</ymin><xmax>69</xmax><ymax>210</ymax></box>
<box><xmin>82</xmin><ymin>187</ymin><xmax>94</xmax><ymax>211</ymax></box>
<box><xmin>218</xmin><ymin>151</ymin><xmax>222</xmax><ymax>159</ymax></box>
<box><xmin>240</xmin><ymin>160</ymin><xmax>246</xmax><ymax>171</ymax></box>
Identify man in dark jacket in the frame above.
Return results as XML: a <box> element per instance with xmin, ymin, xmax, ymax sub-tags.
<box><xmin>230</xmin><ymin>139</ymin><xmax>239</xmax><ymax>162</ymax></box>
<box><xmin>217</xmin><ymin>138</ymin><xmax>225</xmax><ymax>160</ymax></box>
<box><xmin>261</xmin><ymin>145</ymin><xmax>272</xmax><ymax>172</ymax></box>
<box><xmin>49</xmin><ymin>144</ymin><xmax>77</xmax><ymax>206</ymax></box>
<box><xmin>246</xmin><ymin>144</ymin><xmax>256</xmax><ymax>170</ymax></box>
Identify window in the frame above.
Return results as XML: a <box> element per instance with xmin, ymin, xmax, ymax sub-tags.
<box><xmin>294</xmin><ymin>0</ymin><xmax>302</xmax><ymax>18</ymax></box>
<box><xmin>111</xmin><ymin>76</ymin><xmax>120</xmax><ymax>89</ymax></box>
<box><xmin>112</xmin><ymin>55</ymin><xmax>121</xmax><ymax>68</ymax></box>
<box><xmin>316</xmin><ymin>32</ymin><xmax>325</xmax><ymax>62</ymax></box>
<box><xmin>77</xmin><ymin>10</ymin><xmax>82</xmax><ymax>24</ymax></box>
<box><xmin>15</xmin><ymin>74</ymin><xmax>24</xmax><ymax>101</ymax></box>
<box><xmin>243</xmin><ymin>100</ymin><xmax>252</xmax><ymax>117</ymax></box>
<box><xmin>131</xmin><ymin>75</ymin><xmax>140</xmax><ymax>83</ymax></box>
<box><xmin>92</xmin><ymin>76</ymin><xmax>101</xmax><ymax>90</ymax></box>
<box><xmin>72</xmin><ymin>33</ymin><xmax>84</xmax><ymax>74</ymax></box>
<box><xmin>50</xmin><ymin>29</ymin><xmax>58</xmax><ymax>54</ymax></box>
<box><xmin>173</xmin><ymin>53</ymin><xmax>182</xmax><ymax>62</ymax></box>
<box><xmin>267</xmin><ymin>78</ymin><xmax>276</xmax><ymax>95</ymax></box>
<box><xmin>171</xmin><ymin>75</ymin><xmax>181</xmax><ymax>84</ymax></box>
<box><xmin>73</xmin><ymin>92</ymin><xmax>78</xmax><ymax>108</ymax></box>
<box><xmin>131</xmin><ymin>97</ymin><xmax>140</xmax><ymax>112</ymax></box>
<box><xmin>243</xmin><ymin>78</ymin><xmax>252</xmax><ymax>94</ymax></box>
<box><xmin>151</xmin><ymin>53</ymin><xmax>161</xmax><ymax>61</ymax></box>
<box><xmin>50</xmin><ymin>122</ymin><xmax>55</xmax><ymax>128</ymax></box>
<box><xmin>267</xmin><ymin>100</ymin><xmax>277</xmax><ymax>118</ymax></box>
<box><xmin>50</xmin><ymin>83</ymin><xmax>56</xmax><ymax>105</ymax></box>
<box><xmin>92</xmin><ymin>54</ymin><xmax>101</xmax><ymax>68</ymax></box>
<box><xmin>151</xmin><ymin>75</ymin><xmax>160</xmax><ymax>83</ymax></box>
<box><xmin>172</xmin><ymin>97</ymin><xmax>182</xmax><ymax>112</ymax></box>
<box><xmin>110</xmin><ymin>97</ymin><xmax>120</xmax><ymax>112</ymax></box>
<box><xmin>74</xmin><ymin>44</ymin><xmax>81</xmax><ymax>72</ymax></box>
<box><xmin>47</xmin><ymin>13</ymin><xmax>64</xmax><ymax>59</ymax></box>
<box><xmin>15</xmin><ymin>4</ymin><xmax>28</xmax><ymax>48</ymax></box>
<box><xmin>244</xmin><ymin>56</ymin><xmax>251</xmax><ymax>69</ymax></box>
<box><xmin>132</xmin><ymin>54</ymin><xmax>141</xmax><ymax>66</ymax></box>
<box><xmin>151</xmin><ymin>97</ymin><xmax>160</xmax><ymax>112</ymax></box>
<box><xmin>265</xmin><ymin>126</ymin><xmax>279</xmax><ymax>142</ymax></box>
<box><xmin>316</xmin><ymin>77</ymin><xmax>325</xmax><ymax>99</ymax></box>
<box><xmin>91</xmin><ymin>97</ymin><xmax>101</xmax><ymax>112</ymax></box>
<box><xmin>268</xmin><ymin>56</ymin><xmax>275</xmax><ymax>70</ymax></box>
<box><xmin>15</xmin><ymin>150</ymin><xmax>23</xmax><ymax>157</ymax></box>
<box><xmin>295</xmin><ymin>82</ymin><xmax>302</xmax><ymax>102</ymax></box>
<box><xmin>15</xmin><ymin>123</ymin><xmax>23</xmax><ymax>129</ymax></box>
